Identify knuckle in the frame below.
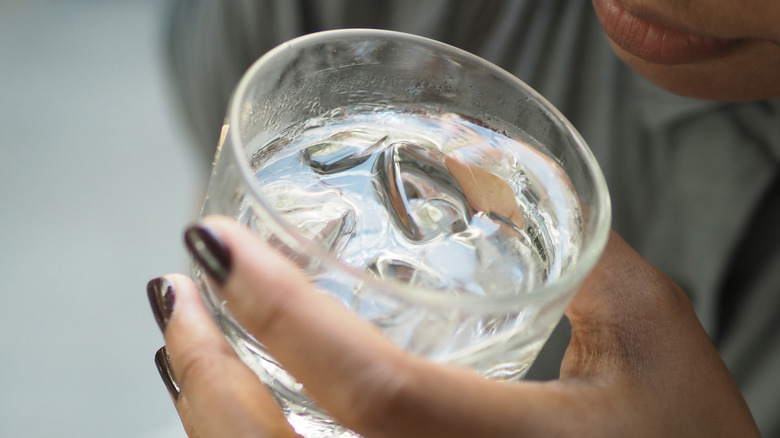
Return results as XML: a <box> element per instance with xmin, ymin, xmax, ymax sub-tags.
<box><xmin>174</xmin><ymin>347</ymin><xmax>222</xmax><ymax>391</ymax></box>
<box><xmin>340</xmin><ymin>359</ymin><xmax>418</xmax><ymax>432</ymax></box>
<box><xmin>244</xmin><ymin>284</ymin><xmax>299</xmax><ymax>339</ymax></box>
<box><xmin>228</xmin><ymin>271</ymin><xmax>303</xmax><ymax>339</ymax></box>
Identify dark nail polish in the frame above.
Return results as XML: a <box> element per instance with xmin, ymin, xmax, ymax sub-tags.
<box><xmin>155</xmin><ymin>347</ymin><xmax>180</xmax><ymax>401</ymax></box>
<box><xmin>147</xmin><ymin>277</ymin><xmax>175</xmax><ymax>333</ymax></box>
<box><xmin>184</xmin><ymin>225</ymin><xmax>232</xmax><ymax>284</ymax></box>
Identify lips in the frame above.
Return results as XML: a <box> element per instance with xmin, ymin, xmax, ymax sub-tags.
<box><xmin>591</xmin><ymin>0</ymin><xmax>741</xmax><ymax>64</ymax></box>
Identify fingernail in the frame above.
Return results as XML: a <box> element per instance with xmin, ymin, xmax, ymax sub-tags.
<box><xmin>147</xmin><ymin>277</ymin><xmax>175</xmax><ymax>333</ymax></box>
<box><xmin>155</xmin><ymin>347</ymin><xmax>180</xmax><ymax>401</ymax></box>
<box><xmin>184</xmin><ymin>225</ymin><xmax>232</xmax><ymax>284</ymax></box>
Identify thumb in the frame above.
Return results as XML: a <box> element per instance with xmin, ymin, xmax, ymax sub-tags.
<box><xmin>562</xmin><ymin>230</ymin><xmax>694</xmax><ymax>378</ymax></box>
<box><xmin>560</xmin><ymin>231</ymin><xmax>758</xmax><ymax>436</ymax></box>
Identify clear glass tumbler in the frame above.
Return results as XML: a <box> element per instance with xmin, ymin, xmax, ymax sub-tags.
<box><xmin>193</xmin><ymin>29</ymin><xmax>611</xmax><ymax>437</ymax></box>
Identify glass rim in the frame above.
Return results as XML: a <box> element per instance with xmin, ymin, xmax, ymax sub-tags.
<box><xmin>224</xmin><ymin>28</ymin><xmax>612</xmax><ymax>312</ymax></box>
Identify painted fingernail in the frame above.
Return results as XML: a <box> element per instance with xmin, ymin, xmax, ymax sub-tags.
<box><xmin>184</xmin><ymin>225</ymin><xmax>232</xmax><ymax>284</ymax></box>
<box><xmin>155</xmin><ymin>346</ymin><xmax>180</xmax><ymax>401</ymax></box>
<box><xmin>147</xmin><ymin>277</ymin><xmax>175</xmax><ymax>333</ymax></box>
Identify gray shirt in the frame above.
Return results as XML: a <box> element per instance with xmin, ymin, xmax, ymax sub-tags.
<box><xmin>167</xmin><ymin>1</ymin><xmax>780</xmax><ymax>435</ymax></box>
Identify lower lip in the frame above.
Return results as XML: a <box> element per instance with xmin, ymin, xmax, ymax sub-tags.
<box><xmin>591</xmin><ymin>0</ymin><xmax>740</xmax><ymax>64</ymax></box>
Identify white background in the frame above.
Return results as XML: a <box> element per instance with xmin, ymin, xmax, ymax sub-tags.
<box><xmin>0</xmin><ymin>1</ymin><xmax>205</xmax><ymax>436</ymax></box>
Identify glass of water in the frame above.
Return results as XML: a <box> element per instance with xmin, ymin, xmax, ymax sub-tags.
<box><xmin>193</xmin><ymin>29</ymin><xmax>611</xmax><ymax>437</ymax></box>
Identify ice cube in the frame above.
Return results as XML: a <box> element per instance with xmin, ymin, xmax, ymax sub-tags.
<box><xmin>261</xmin><ymin>182</ymin><xmax>357</xmax><ymax>255</ymax></box>
<box><xmin>467</xmin><ymin>213</ymin><xmax>546</xmax><ymax>295</ymax></box>
<box><xmin>372</xmin><ymin>141</ymin><xmax>472</xmax><ymax>243</ymax></box>
<box><xmin>366</xmin><ymin>253</ymin><xmax>445</xmax><ymax>289</ymax></box>
<box><xmin>302</xmin><ymin>128</ymin><xmax>386</xmax><ymax>174</ymax></box>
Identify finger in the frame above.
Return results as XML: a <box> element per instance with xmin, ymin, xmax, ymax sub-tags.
<box><xmin>185</xmin><ymin>216</ymin><xmax>596</xmax><ymax>437</ymax></box>
<box><xmin>445</xmin><ymin>151</ymin><xmax>525</xmax><ymax>228</ymax></box>
<box><xmin>562</xmin><ymin>231</ymin><xmax>709</xmax><ymax>377</ymax></box>
<box><xmin>150</xmin><ymin>274</ymin><xmax>299</xmax><ymax>438</ymax></box>
<box><xmin>560</xmin><ymin>231</ymin><xmax>759</xmax><ymax>436</ymax></box>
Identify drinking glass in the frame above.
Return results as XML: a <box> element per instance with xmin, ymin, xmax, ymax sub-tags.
<box><xmin>193</xmin><ymin>29</ymin><xmax>611</xmax><ymax>437</ymax></box>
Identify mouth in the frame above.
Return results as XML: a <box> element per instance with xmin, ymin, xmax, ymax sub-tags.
<box><xmin>591</xmin><ymin>0</ymin><xmax>743</xmax><ymax>65</ymax></box>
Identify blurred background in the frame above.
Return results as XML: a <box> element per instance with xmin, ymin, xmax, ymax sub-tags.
<box><xmin>0</xmin><ymin>1</ymin><xmax>203</xmax><ymax>436</ymax></box>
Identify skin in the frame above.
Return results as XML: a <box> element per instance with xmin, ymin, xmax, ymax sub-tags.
<box><xmin>153</xmin><ymin>1</ymin><xmax>779</xmax><ymax>435</ymax></box>
<box><xmin>590</xmin><ymin>0</ymin><xmax>780</xmax><ymax>100</ymax></box>
<box><xmin>157</xmin><ymin>217</ymin><xmax>758</xmax><ymax>437</ymax></box>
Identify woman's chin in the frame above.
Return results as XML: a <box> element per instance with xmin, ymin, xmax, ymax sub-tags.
<box><xmin>609</xmin><ymin>39</ymin><xmax>780</xmax><ymax>102</ymax></box>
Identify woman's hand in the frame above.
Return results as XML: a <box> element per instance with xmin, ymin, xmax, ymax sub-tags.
<box><xmin>148</xmin><ymin>215</ymin><xmax>759</xmax><ymax>437</ymax></box>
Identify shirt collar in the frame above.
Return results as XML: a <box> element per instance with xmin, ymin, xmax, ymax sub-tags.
<box><xmin>635</xmin><ymin>76</ymin><xmax>780</xmax><ymax>163</ymax></box>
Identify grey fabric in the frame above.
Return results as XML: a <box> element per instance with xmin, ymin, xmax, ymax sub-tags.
<box><xmin>165</xmin><ymin>1</ymin><xmax>780</xmax><ymax>435</ymax></box>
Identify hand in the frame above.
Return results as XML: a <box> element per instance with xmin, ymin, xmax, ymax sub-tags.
<box><xmin>147</xmin><ymin>215</ymin><xmax>759</xmax><ymax>437</ymax></box>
